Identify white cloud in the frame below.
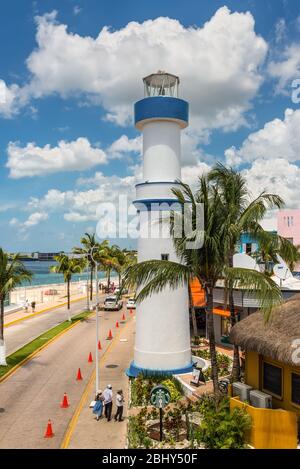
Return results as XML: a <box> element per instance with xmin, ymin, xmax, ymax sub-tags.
<box><xmin>1</xmin><ymin>7</ymin><xmax>267</xmax><ymax>133</ymax></box>
<box><xmin>107</xmin><ymin>135</ymin><xmax>141</xmax><ymax>159</ymax></box>
<box><xmin>6</xmin><ymin>134</ymin><xmax>142</xmax><ymax>178</ymax></box>
<box><xmin>28</xmin><ymin>170</ymin><xmax>138</xmax><ymax>224</ymax></box>
<box><xmin>268</xmin><ymin>43</ymin><xmax>300</xmax><ymax>93</ymax></box>
<box><xmin>0</xmin><ymin>79</ymin><xmax>21</xmax><ymax>118</ymax></box>
<box><xmin>274</xmin><ymin>18</ymin><xmax>287</xmax><ymax>44</ymax></box>
<box><xmin>73</xmin><ymin>6</ymin><xmax>82</xmax><ymax>16</ymax></box>
<box><xmin>243</xmin><ymin>158</ymin><xmax>300</xmax><ymax>209</ymax></box>
<box><xmin>9</xmin><ymin>211</ymin><xmax>49</xmax><ymax>233</ymax></box>
<box><xmin>225</xmin><ymin>108</ymin><xmax>300</xmax><ymax>166</ymax></box>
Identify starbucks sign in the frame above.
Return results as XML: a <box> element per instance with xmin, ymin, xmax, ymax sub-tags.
<box><xmin>150</xmin><ymin>385</ymin><xmax>171</xmax><ymax>409</ymax></box>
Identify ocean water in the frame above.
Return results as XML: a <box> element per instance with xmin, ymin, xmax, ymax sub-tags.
<box><xmin>21</xmin><ymin>261</ymin><xmax>109</xmax><ymax>287</ymax></box>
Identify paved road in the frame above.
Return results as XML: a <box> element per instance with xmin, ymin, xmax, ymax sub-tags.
<box><xmin>0</xmin><ymin>306</ymin><xmax>134</xmax><ymax>448</ymax></box>
<box><xmin>5</xmin><ymin>296</ymin><xmax>105</xmax><ymax>356</ymax></box>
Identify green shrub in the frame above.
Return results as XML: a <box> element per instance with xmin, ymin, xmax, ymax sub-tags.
<box><xmin>130</xmin><ymin>374</ymin><xmax>183</xmax><ymax>407</ymax></box>
<box><xmin>128</xmin><ymin>408</ymin><xmax>153</xmax><ymax>449</ymax></box>
<box><xmin>194</xmin><ymin>395</ymin><xmax>251</xmax><ymax>449</ymax></box>
<box><xmin>194</xmin><ymin>350</ymin><xmax>232</xmax><ymax>380</ymax></box>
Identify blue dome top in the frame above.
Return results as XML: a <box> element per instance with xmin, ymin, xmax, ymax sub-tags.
<box><xmin>134</xmin><ymin>96</ymin><xmax>189</xmax><ymax>130</ymax></box>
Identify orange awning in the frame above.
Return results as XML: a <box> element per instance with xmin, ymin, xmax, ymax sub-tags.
<box><xmin>212</xmin><ymin>307</ymin><xmax>230</xmax><ymax>317</ymax></box>
<box><xmin>190</xmin><ymin>278</ymin><xmax>206</xmax><ymax>307</ymax></box>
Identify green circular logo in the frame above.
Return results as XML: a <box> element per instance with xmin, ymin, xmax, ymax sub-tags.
<box><xmin>150</xmin><ymin>385</ymin><xmax>171</xmax><ymax>408</ymax></box>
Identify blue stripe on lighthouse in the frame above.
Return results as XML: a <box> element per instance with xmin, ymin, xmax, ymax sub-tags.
<box><xmin>134</xmin><ymin>96</ymin><xmax>188</xmax><ymax>128</ymax></box>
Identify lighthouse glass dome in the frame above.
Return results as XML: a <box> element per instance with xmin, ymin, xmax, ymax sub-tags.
<box><xmin>143</xmin><ymin>71</ymin><xmax>179</xmax><ymax>97</ymax></box>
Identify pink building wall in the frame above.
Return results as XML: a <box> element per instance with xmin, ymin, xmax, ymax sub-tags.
<box><xmin>277</xmin><ymin>209</ymin><xmax>300</xmax><ymax>246</ymax></box>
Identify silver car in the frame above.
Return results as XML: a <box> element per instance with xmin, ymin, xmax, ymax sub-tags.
<box><xmin>104</xmin><ymin>295</ymin><xmax>123</xmax><ymax>311</ymax></box>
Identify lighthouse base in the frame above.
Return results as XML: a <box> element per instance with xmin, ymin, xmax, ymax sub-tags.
<box><xmin>126</xmin><ymin>360</ymin><xmax>194</xmax><ymax>378</ymax></box>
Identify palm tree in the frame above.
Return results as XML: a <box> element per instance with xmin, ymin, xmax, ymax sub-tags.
<box><xmin>253</xmin><ymin>230</ymin><xmax>300</xmax><ymax>273</ymax></box>
<box><xmin>51</xmin><ymin>254</ymin><xmax>85</xmax><ymax>321</ymax></box>
<box><xmin>124</xmin><ymin>176</ymin><xmax>282</xmax><ymax>393</ymax></box>
<box><xmin>73</xmin><ymin>233</ymin><xmax>99</xmax><ymax>301</ymax></box>
<box><xmin>102</xmin><ymin>245</ymin><xmax>120</xmax><ymax>291</ymax></box>
<box><xmin>113</xmin><ymin>248</ymin><xmax>137</xmax><ymax>288</ymax></box>
<box><xmin>0</xmin><ymin>249</ymin><xmax>32</xmax><ymax>365</ymax></box>
<box><xmin>208</xmin><ymin>162</ymin><xmax>285</xmax><ymax>380</ymax></box>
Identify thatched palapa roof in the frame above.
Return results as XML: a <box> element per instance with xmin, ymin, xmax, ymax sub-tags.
<box><xmin>230</xmin><ymin>294</ymin><xmax>300</xmax><ymax>366</ymax></box>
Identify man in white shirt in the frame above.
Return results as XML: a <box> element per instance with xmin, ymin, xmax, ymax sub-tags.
<box><xmin>103</xmin><ymin>384</ymin><xmax>113</xmax><ymax>421</ymax></box>
<box><xmin>114</xmin><ymin>390</ymin><xmax>124</xmax><ymax>422</ymax></box>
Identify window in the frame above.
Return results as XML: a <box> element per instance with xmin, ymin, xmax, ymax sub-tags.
<box><xmin>161</xmin><ymin>254</ymin><xmax>169</xmax><ymax>261</ymax></box>
<box><xmin>291</xmin><ymin>373</ymin><xmax>300</xmax><ymax>406</ymax></box>
<box><xmin>262</xmin><ymin>361</ymin><xmax>283</xmax><ymax>398</ymax></box>
<box><xmin>246</xmin><ymin>243</ymin><xmax>252</xmax><ymax>254</ymax></box>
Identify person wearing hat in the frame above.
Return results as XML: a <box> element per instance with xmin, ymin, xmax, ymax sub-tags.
<box><xmin>92</xmin><ymin>390</ymin><xmax>104</xmax><ymax>421</ymax></box>
<box><xmin>103</xmin><ymin>384</ymin><xmax>113</xmax><ymax>421</ymax></box>
<box><xmin>114</xmin><ymin>389</ymin><xmax>124</xmax><ymax>422</ymax></box>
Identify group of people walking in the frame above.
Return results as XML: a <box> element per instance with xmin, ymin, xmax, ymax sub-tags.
<box><xmin>92</xmin><ymin>385</ymin><xmax>124</xmax><ymax>422</ymax></box>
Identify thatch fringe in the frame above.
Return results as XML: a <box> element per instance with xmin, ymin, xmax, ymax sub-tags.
<box><xmin>230</xmin><ymin>293</ymin><xmax>300</xmax><ymax>366</ymax></box>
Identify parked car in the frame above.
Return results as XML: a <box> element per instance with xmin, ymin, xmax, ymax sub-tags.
<box><xmin>126</xmin><ymin>298</ymin><xmax>136</xmax><ymax>309</ymax></box>
<box><xmin>104</xmin><ymin>295</ymin><xmax>123</xmax><ymax>311</ymax></box>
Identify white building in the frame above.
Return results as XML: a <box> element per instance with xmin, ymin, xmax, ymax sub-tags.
<box><xmin>127</xmin><ymin>72</ymin><xmax>193</xmax><ymax>376</ymax></box>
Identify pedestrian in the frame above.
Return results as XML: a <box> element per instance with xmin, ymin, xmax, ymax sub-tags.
<box><xmin>103</xmin><ymin>384</ymin><xmax>113</xmax><ymax>421</ymax></box>
<box><xmin>31</xmin><ymin>300</ymin><xmax>36</xmax><ymax>313</ymax></box>
<box><xmin>114</xmin><ymin>389</ymin><xmax>124</xmax><ymax>422</ymax></box>
<box><xmin>25</xmin><ymin>299</ymin><xmax>29</xmax><ymax>313</ymax></box>
<box><xmin>92</xmin><ymin>390</ymin><xmax>104</xmax><ymax>421</ymax></box>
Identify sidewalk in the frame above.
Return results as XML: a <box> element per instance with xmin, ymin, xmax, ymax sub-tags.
<box><xmin>4</xmin><ymin>293</ymin><xmax>89</xmax><ymax>327</ymax></box>
<box><xmin>64</xmin><ymin>313</ymin><xmax>136</xmax><ymax>449</ymax></box>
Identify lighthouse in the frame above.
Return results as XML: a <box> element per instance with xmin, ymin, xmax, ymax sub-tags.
<box><xmin>128</xmin><ymin>72</ymin><xmax>193</xmax><ymax>376</ymax></box>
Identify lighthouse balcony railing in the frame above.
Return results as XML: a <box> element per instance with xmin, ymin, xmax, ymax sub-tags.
<box><xmin>135</xmin><ymin>181</ymin><xmax>181</xmax><ymax>202</ymax></box>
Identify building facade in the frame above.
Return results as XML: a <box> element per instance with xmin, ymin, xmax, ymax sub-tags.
<box><xmin>277</xmin><ymin>209</ymin><xmax>300</xmax><ymax>246</ymax></box>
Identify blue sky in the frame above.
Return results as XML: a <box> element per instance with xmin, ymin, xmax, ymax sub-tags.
<box><xmin>0</xmin><ymin>0</ymin><xmax>300</xmax><ymax>252</ymax></box>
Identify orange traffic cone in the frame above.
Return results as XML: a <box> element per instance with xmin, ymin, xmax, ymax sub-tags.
<box><xmin>76</xmin><ymin>368</ymin><xmax>83</xmax><ymax>380</ymax></box>
<box><xmin>60</xmin><ymin>393</ymin><xmax>69</xmax><ymax>408</ymax></box>
<box><xmin>44</xmin><ymin>419</ymin><xmax>54</xmax><ymax>438</ymax></box>
<box><xmin>88</xmin><ymin>352</ymin><xmax>93</xmax><ymax>363</ymax></box>
<box><xmin>122</xmin><ymin>313</ymin><xmax>126</xmax><ymax>321</ymax></box>
<box><xmin>116</xmin><ymin>321</ymin><xmax>119</xmax><ymax>328</ymax></box>
<box><xmin>98</xmin><ymin>340</ymin><xmax>102</xmax><ymax>350</ymax></box>
<box><xmin>107</xmin><ymin>329</ymin><xmax>113</xmax><ymax>340</ymax></box>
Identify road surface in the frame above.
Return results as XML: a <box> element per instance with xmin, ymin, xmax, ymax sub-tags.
<box><xmin>0</xmin><ymin>305</ymin><xmax>134</xmax><ymax>448</ymax></box>
<box><xmin>5</xmin><ymin>296</ymin><xmax>104</xmax><ymax>356</ymax></box>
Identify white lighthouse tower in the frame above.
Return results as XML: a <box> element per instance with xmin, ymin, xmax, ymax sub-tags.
<box><xmin>128</xmin><ymin>72</ymin><xmax>193</xmax><ymax>376</ymax></box>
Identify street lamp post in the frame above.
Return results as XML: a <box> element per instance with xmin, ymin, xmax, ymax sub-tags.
<box><xmin>89</xmin><ymin>247</ymin><xmax>100</xmax><ymax>394</ymax></box>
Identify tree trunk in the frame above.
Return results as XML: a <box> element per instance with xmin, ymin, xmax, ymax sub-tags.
<box><xmin>90</xmin><ymin>266</ymin><xmax>93</xmax><ymax>301</ymax></box>
<box><xmin>67</xmin><ymin>280</ymin><xmax>71</xmax><ymax>321</ymax></box>
<box><xmin>205</xmin><ymin>287</ymin><xmax>219</xmax><ymax>394</ymax></box>
<box><xmin>107</xmin><ymin>268</ymin><xmax>111</xmax><ymax>290</ymax></box>
<box><xmin>228</xmin><ymin>251</ymin><xmax>240</xmax><ymax>382</ymax></box>
<box><xmin>118</xmin><ymin>272</ymin><xmax>121</xmax><ymax>288</ymax></box>
<box><xmin>188</xmin><ymin>283</ymin><xmax>198</xmax><ymax>338</ymax></box>
<box><xmin>0</xmin><ymin>295</ymin><xmax>7</xmax><ymax>366</ymax></box>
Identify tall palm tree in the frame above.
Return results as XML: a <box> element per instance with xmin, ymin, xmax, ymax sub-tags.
<box><xmin>0</xmin><ymin>249</ymin><xmax>32</xmax><ymax>365</ymax></box>
<box><xmin>73</xmin><ymin>233</ymin><xmax>99</xmax><ymax>301</ymax></box>
<box><xmin>208</xmin><ymin>163</ymin><xmax>285</xmax><ymax>380</ymax></box>
<box><xmin>124</xmin><ymin>176</ymin><xmax>282</xmax><ymax>393</ymax></box>
<box><xmin>51</xmin><ymin>254</ymin><xmax>85</xmax><ymax>321</ymax></box>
